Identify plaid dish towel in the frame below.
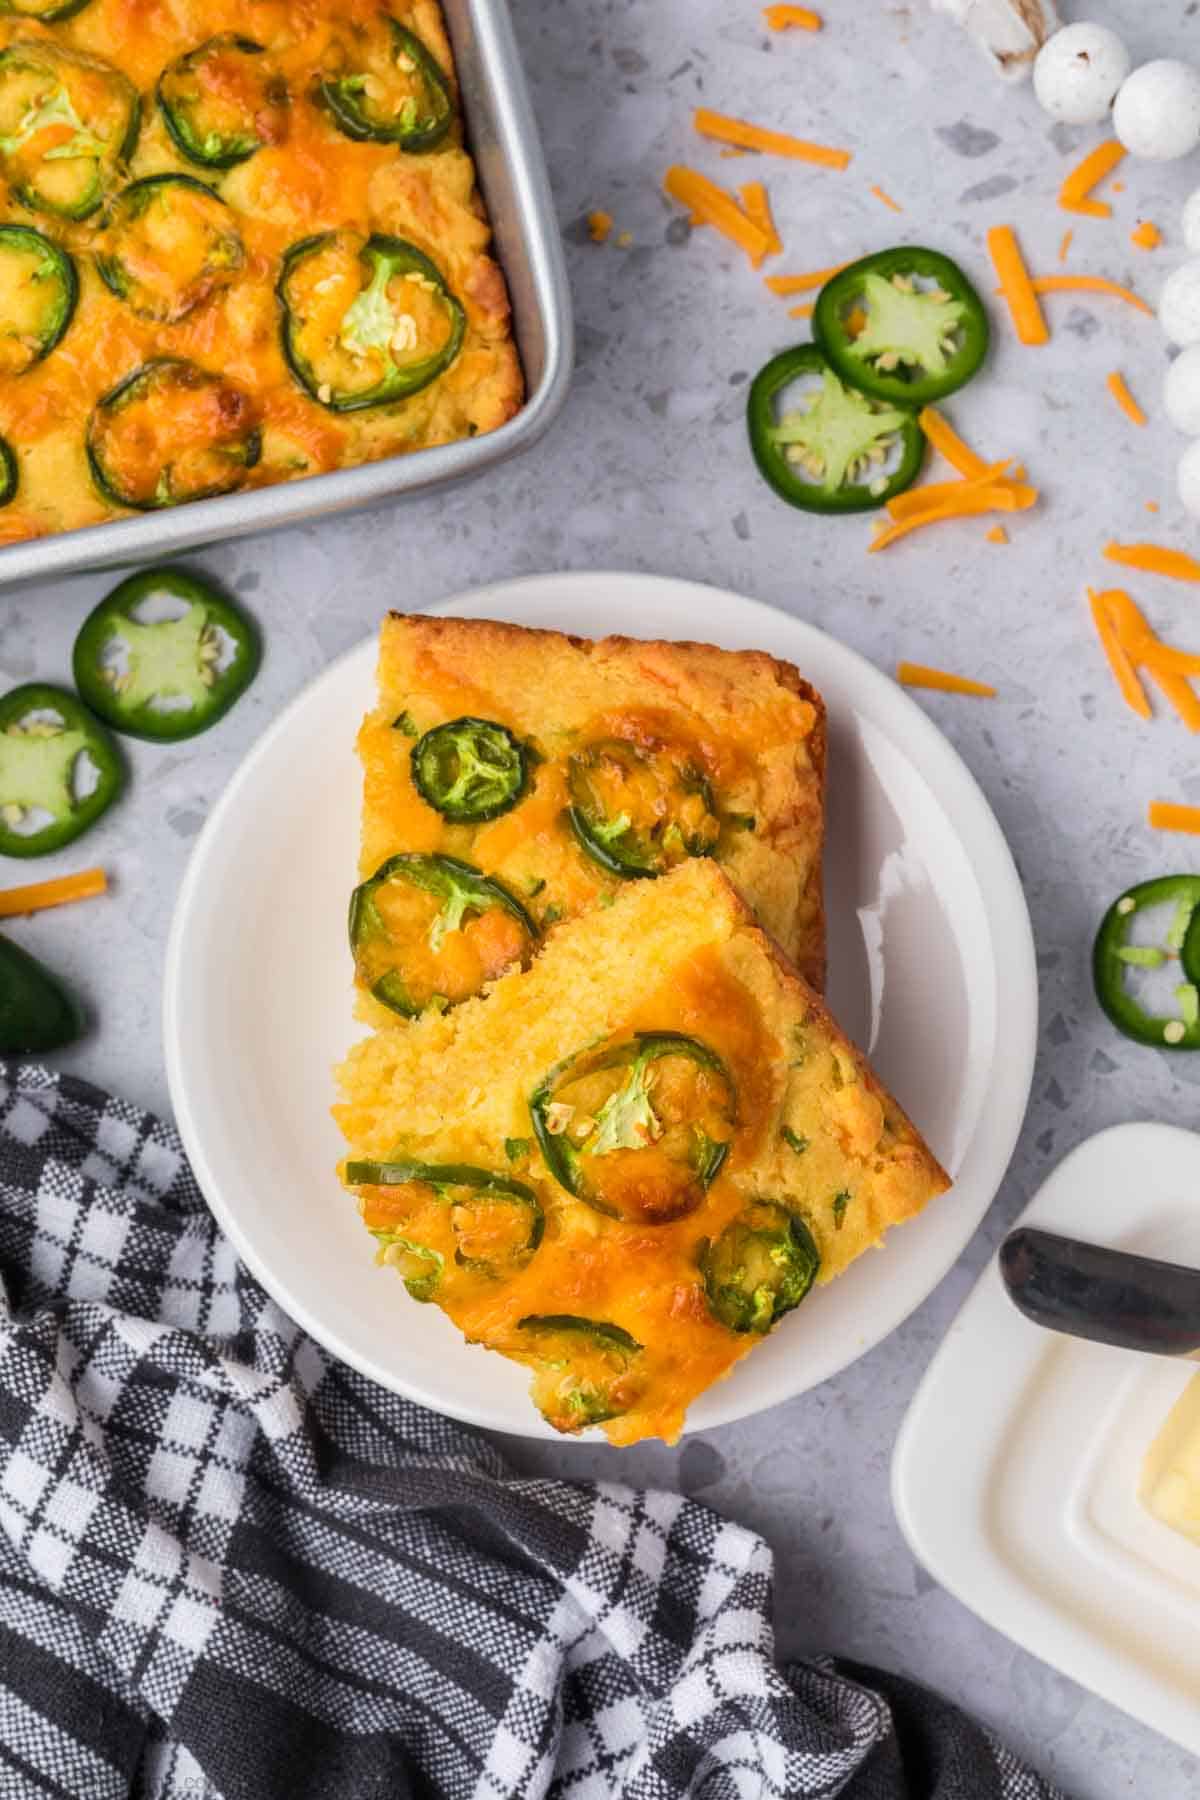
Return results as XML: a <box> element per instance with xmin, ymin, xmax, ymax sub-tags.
<box><xmin>0</xmin><ymin>1063</ymin><xmax>1066</xmax><ymax>1800</ymax></box>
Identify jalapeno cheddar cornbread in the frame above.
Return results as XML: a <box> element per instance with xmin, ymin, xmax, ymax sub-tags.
<box><xmin>0</xmin><ymin>0</ymin><xmax>521</xmax><ymax>544</ymax></box>
<box><xmin>350</xmin><ymin>613</ymin><xmax>827</xmax><ymax>1026</ymax></box>
<box><xmin>334</xmin><ymin>857</ymin><xmax>950</xmax><ymax>1446</ymax></box>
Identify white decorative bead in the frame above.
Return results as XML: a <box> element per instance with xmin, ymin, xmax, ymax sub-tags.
<box><xmin>1114</xmin><ymin>60</ymin><xmax>1200</xmax><ymax>161</ymax></box>
<box><xmin>1160</xmin><ymin>260</ymin><xmax>1200</xmax><ymax>347</ymax></box>
<box><xmin>1177</xmin><ymin>437</ymin><xmax>1200</xmax><ymax>515</ymax></box>
<box><xmin>1164</xmin><ymin>347</ymin><xmax>1200</xmax><ymax>434</ymax></box>
<box><xmin>1033</xmin><ymin>24</ymin><xmax>1130</xmax><ymax>124</ymax></box>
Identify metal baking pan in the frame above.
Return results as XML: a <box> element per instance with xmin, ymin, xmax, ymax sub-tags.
<box><xmin>0</xmin><ymin>0</ymin><xmax>572</xmax><ymax>590</ymax></box>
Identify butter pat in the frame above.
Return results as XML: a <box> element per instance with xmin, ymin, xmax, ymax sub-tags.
<box><xmin>1140</xmin><ymin>1372</ymin><xmax>1200</xmax><ymax>1543</ymax></box>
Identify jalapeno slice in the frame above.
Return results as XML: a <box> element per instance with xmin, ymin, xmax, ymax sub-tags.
<box><xmin>87</xmin><ymin>358</ymin><xmax>261</xmax><ymax>512</ymax></box>
<box><xmin>748</xmin><ymin>344</ymin><xmax>925</xmax><ymax>515</ymax></box>
<box><xmin>0</xmin><ymin>932</ymin><xmax>83</xmax><ymax>1052</ymax></box>
<box><xmin>699</xmin><ymin>1200</ymin><xmax>821</xmax><ymax>1334</ymax></box>
<box><xmin>1094</xmin><ymin>875</ymin><xmax>1200</xmax><ymax>1050</ymax></box>
<box><xmin>567</xmin><ymin>735</ymin><xmax>720</xmax><ymax>879</ymax></box>
<box><xmin>278</xmin><ymin>230</ymin><xmax>465</xmax><ymax>412</ymax></box>
<box><xmin>1</xmin><ymin>0</ymin><xmax>95</xmax><ymax>19</ymax></box>
<box><xmin>0</xmin><ymin>41</ymin><xmax>139</xmax><ymax>221</ymax></box>
<box><xmin>95</xmin><ymin>175</ymin><xmax>245</xmax><ymax>324</ymax></box>
<box><xmin>813</xmin><ymin>247</ymin><xmax>990</xmax><ymax>409</ymax></box>
<box><xmin>530</xmin><ymin>1031</ymin><xmax>735</xmax><ymax>1224</ymax></box>
<box><xmin>157</xmin><ymin>35</ymin><xmax>288</xmax><ymax>170</ymax></box>
<box><xmin>515</xmin><ymin>1315</ymin><xmax>643</xmax><ymax>1433</ymax></box>
<box><xmin>72</xmin><ymin>567</ymin><xmax>259</xmax><ymax>744</ymax></box>
<box><xmin>0</xmin><ymin>225</ymin><xmax>77</xmax><ymax>377</ymax></box>
<box><xmin>0</xmin><ymin>682</ymin><xmax>123</xmax><ymax>859</ymax></box>
<box><xmin>347</xmin><ymin>1158</ymin><xmax>544</xmax><ymax>1279</ymax></box>
<box><xmin>411</xmin><ymin>717</ymin><xmax>528</xmax><ymax>823</ymax></box>
<box><xmin>318</xmin><ymin>19</ymin><xmax>452</xmax><ymax>152</ymax></box>
<box><xmin>0</xmin><ymin>435</ymin><xmax>16</xmax><ymax>508</ymax></box>
<box><xmin>349</xmin><ymin>852</ymin><xmax>537</xmax><ymax>1018</ymax></box>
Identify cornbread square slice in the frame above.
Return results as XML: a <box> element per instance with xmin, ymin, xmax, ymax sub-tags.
<box><xmin>350</xmin><ymin>613</ymin><xmax>826</xmax><ymax>1027</ymax></box>
<box><xmin>334</xmin><ymin>857</ymin><xmax>950</xmax><ymax>1446</ymax></box>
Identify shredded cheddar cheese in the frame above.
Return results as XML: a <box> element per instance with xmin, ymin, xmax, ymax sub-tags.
<box><xmin>764</xmin><ymin>265</ymin><xmax>849</xmax><ymax>296</ymax></box>
<box><xmin>986</xmin><ymin>525</ymin><xmax>1008</xmax><ymax>544</ymax></box>
<box><xmin>1088</xmin><ymin>589</ymin><xmax>1152</xmax><ymax>721</ymax></box>
<box><xmin>1105</xmin><ymin>542</ymin><xmax>1200</xmax><ymax>582</ymax></box>
<box><xmin>1107</xmin><ymin>372</ymin><xmax>1147</xmax><ymax>427</ymax></box>
<box><xmin>884</xmin><ymin>461</ymin><xmax>1013</xmax><ymax>523</ymax></box>
<box><xmin>1091</xmin><ymin>587</ymin><xmax>1200</xmax><ymax>732</ymax></box>
<box><xmin>0</xmin><ymin>867</ymin><xmax>108</xmax><ymax>918</ymax></box>
<box><xmin>1131</xmin><ymin>220</ymin><xmax>1162</xmax><ymax>251</ymax></box>
<box><xmin>1028</xmin><ymin>275</ymin><xmax>1152</xmax><ymax>316</ymax></box>
<box><xmin>987</xmin><ymin>225</ymin><xmax>1048</xmax><ymax>346</ymax></box>
<box><xmin>869</xmin><ymin>482</ymin><xmax>1038</xmax><ymax>551</ymax></box>
<box><xmin>1149</xmin><ymin>802</ymin><xmax>1200</xmax><ymax>834</ymax></box>
<box><xmin>1058</xmin><ymin>229</ymin><xmax>1073</xmax><ymax>264</ymax></box>
<box><xmin>738</xmin><ymin>182</ymin><xmax>782</xmax><ymax>257</ymax></box>
<box><xmin>693</xmin><ymin>108</ymin><xmax>852</xmax><ymax>168</ymax></box>
<box><xmin>587</xmin><ymin>210</ymin><xmax>614</xmax><ymax>244</ymax></box>
<box><xmin>917</xmin><ymin>406</ymin><xmax>988</xmax><ymax>479</ymax></box>
<box><xmin>1058</xmin><ymin>140</ymin><xmax>1126</xmax><ymax>217</ymax></box>
<box><xmin>896</xmin><ymin>663</ymin><xmax>996</xmax><ymax>698</ymax></box>
<box><xmin>870</xmin><ymin>184</ymin><xmax>903</xmax><ymax>213</ymax></box>
<box><xmin>663</xmin><ymin>167</ymin><xmax>771</xmax><ymax>266</ymax></box>
<box><xmin>764</xmin><ymin>4</ymin><xmax>823</xmax><ymax>27</ymax></box>
<box><xmin>788</xmin><ymin>302</ymin><xmax>814</xmax><ymax>318</ymax></box>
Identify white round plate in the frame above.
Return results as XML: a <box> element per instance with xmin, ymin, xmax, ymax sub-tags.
<box><xmin>164</xmin><ymin>572</ymin><xmax>1037</xmax><ymax>1440</ymax></box>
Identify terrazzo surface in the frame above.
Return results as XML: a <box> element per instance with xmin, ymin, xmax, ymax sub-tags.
<box><xmin>5</xmin><ymin>2</ymin><xmax>1200</xmax><ymax>1793</ymax></box>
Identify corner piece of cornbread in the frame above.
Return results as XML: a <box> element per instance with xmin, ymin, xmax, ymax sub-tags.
<box><xmin>352</xmin><ymin>612</ymin><xmax>827</xmax><ymax>1029</ymax></box>
<box><xmin>334</xmin><ymin>857</ymin><xmax>950</xmax><ymax>1446</ymax></box>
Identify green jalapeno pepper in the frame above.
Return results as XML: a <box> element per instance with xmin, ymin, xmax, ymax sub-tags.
<box><xmin>699</xmin><ymin>1199</ymin><xmax>821</xmax><ymax>1334</ymax></box>
<box><xmin>95</xmin><ymin>174</ymin><xmax>245</xmax><ymax>323</ymax></box>
<box><xmin>349</xmin><ymin>851</ymin><xmax>537</xmax><ymax>1018</ymax></box>
<box><xmin>530</xmin><ymin>1030</ymin><xmax>735</xmax><ymax>1224</ymax></box>
<box><xmin>72</xmin><ymin>567</ymin><xmax>260</xmax><ymax>743</ymax></box>
<box><xmin>0</xmin><ymin>436</ymin><xmax>17</xmax><ymax>510</ymax></box>
<box><xmin>1094</xmin><ymin>875</ymin><xmax>1200</xmax><ymax>1049</ymax></box>
<box><xmin>318</xmin><ymin>20</ymin><xmax>452</xmax><ymax>152</ymax></box>
<box><xmin>346</xmin><ymin>1158</ymin><xmax>544</xmax><ymax>1278</ymax></box>
<box><xmin>515</xmin><ymin>1314</ymin><xmax>643</xmax><ymax>1432</ymax></box>
<box><xmin>0</xmin><ymin>931</ymin><xmax>84</xmax><ymax>1051</ymax></box>
<box><xmin>567</xmin><ymin>736</ymin><xmax>720</xmax><ymax>879</ymax></box>
<box><xmin>0</xmin><ymin>0</ymin><xmax>95</xmax><ymax>20</ymax></box>
<box><xmin>0</xmin><ymin>41</ymin><xmax>139</xmax><ymax>221</ymax></box>
<box><xmin>278</xmin><ymin>230</ymin><xmax>465</xmax><ymax>412</ymax></box>
<box><xmin>372</xmin><ymin>1232</ymin><xmax>443</xmax><ymax>1302</ymax></box>
<box><xmin>812</xmin><ymin>247</ymin><xmax>990</xmax><ymax>409</ymax></box>
<box><xmin>411</xmin><ymin>716</ymin><xmax>528</xmax><ymax>823</ymax></box>
<box><xmin>0</xmin><ymin>225</ymin><xmax>77</xmax><ymax>376</ymax></box>
<box><xmin>87</xmin><ymin>358</ymin><xmax>261</xmax><ymax>512</ymax></box>
<box><xmin>157</xmin><ymin>35</ymin><xmax>288</xmax><ymax>170</ymax></box>
<box><xmin>0</xmin><ymin>682</ymin><xmax>123</xmax><ymax>859</ymax></box>
<box><xmin>748</xmin><ymin>344</ymin><xmax>926</xmax><ymax>514</ymax></box>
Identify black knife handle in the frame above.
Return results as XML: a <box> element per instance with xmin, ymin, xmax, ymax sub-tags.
<box><xmin>999</xmin><ymin>1227</ymin><xmax>1200</xmax><ymax>1358</ymax></box>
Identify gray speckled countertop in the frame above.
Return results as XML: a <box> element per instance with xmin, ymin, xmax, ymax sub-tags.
<box><xmin>6</xmin><ymin>2</ymin><xmax>1200</xmax><ymax>1793</ymax></box>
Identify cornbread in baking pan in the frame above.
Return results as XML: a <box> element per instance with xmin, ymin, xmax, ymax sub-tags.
<box><xmin>334</xmin><ymin>857</ymin><xmax>950</xmax><ymax>1446</ymax></box>
<box><xmin>350</xmin><ymin>612</ymin><xmax>827</xmax><ymax>1027</ymax></box>
<box><xmin>0</xmin><ymin>0</ymin><xmax>522</xmax><ymax>543</ymax></box>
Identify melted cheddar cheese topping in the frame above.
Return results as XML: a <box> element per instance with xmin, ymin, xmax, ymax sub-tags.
<box><xmin>0</xmin><ymin>0</ymin><xmax>522</xmax><ymax>545</ymax></box>
<box><xmin>335</xmin><ymin>858</ymin><xmax>952</xmax><ymax>1446</ymax></box>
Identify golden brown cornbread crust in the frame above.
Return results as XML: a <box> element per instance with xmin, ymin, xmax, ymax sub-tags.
<box><xmin>334</xmin><ymin>858</ymin><xmax>949</xmax><ymax>1445</ymax></box>
<box><xmin>356</xmin><ymin>612</ymin><xmax>827</xmax><ymax>1006</ymax></box>
<box><xmin>0</xmin><ymin>0</ymin><xmax>523</xmax><ymax>545</ymax></box>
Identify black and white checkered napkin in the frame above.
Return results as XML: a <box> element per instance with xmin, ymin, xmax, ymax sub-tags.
<box><xmin>0</xmin><ymin>1062</ymin><xmax>1066</xmax><ymax>1800</ymax></box>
